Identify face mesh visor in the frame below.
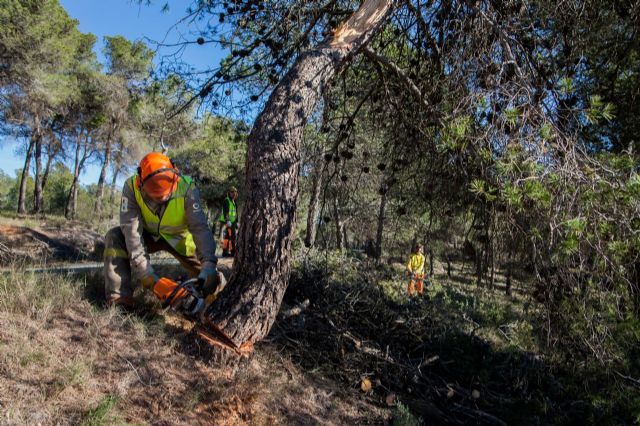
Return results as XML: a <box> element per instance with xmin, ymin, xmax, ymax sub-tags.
<box><xmin>143</xmin><ymin>171</ymin><xmax>178</xmax><ymax>199</ymax></box>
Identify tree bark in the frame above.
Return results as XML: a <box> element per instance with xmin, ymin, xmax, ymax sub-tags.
<box><xmin>429</xmin><ymin>248</ymin><xmax>434</xmax><ymax>277</ymax></box>
<box><xmin>41</xmin><ymin>138</ymin><xmax>60</xmax><ymax>200</ymax></box>
<box><xmin>65</xmin><ymin>130</ymin><xmax>87</xmax><ymax>220</ymax></box>
<box><xmin>375</xmin><ymin>189</ymin><xmax>388</xmax><ymax>260</ymax></box>
<box><xmin>207</xmin><ymin>0</ymin><xmax>394</xmax><ymax>346</ymax></box>
<box><xmin>95</xmin><ymin>126</ymin><xmax>114</xmax><ymax>217</ymax></box>
<box><xmin>17</xmin><ymin>138</ymin><xmax>35</xmax><ymax>214</ymax></box>
<box><xmin>304</xmin><ymin>162</ymin><xmax>324</xmax><ymax>248</ymax></box>
<box><xmin>333</xmin><ymin>193</ymin><xmax>345</xmax><ymax>250</ymax></box>
<box><xmin>33</xmin><ymin>132</ymin><xmax>43</xmax><ymax>213</ymax></box>
<box><xmin>108</xmin><ymin>166</ymin><xmax>120</xmax><ymax>220</ymax></box>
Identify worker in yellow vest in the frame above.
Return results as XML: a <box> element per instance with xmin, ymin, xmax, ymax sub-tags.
<box><xmin>406</xmin><ymin>243</ymin><xmax>426</xmax><ymax>297</ymax></box>
<box><xmin>103</xmin><ymin>152</ymin><xmax>221</xmax><ymax>309</ymax></box>
<box><xmin>218</xmin><ymin>186</ymin><xmax>238</xmax><ymax>257</ymax></box>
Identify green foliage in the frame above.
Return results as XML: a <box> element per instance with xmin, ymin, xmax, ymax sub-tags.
<box><xmin>440</xmin><ymin>115</ymin><xmax>473</xmax><ymax>150</ymax></box>
<box><xmin>391</xmin><ymin>402</ymin><xmax>421</xmax><ymax>426</ymax></box>
<box><xmin>470</xmin><ymin>179</ymin><xmax>497</xmax><ymax>202</ymax></box>
<box><xmin>504</xmin><ymin>107</ymin><xmax>521</xmax><ymax>128</ymax></box>
<box><xmin>586</xmin><ymin>95</ymin><xmax>615</xmax><ymax>124</ymax></box>
<box><xmin>558</xmin><ymin>77</ymin><xmax>575</xmax><ymax>96</ymax></box>
<box><xmin>172</xmin><ymin>115</ymin><xmax>247</xmax><ymax>208</ymax></box>
<box><xmin>522</xmin><ymin>180</ymin><xmax>551</xmax><ymax>208</ymax></box>
<box><xmin>103</xmin><ymin>35</ymin><xmax>154</xmax><ymax>80</ymax></box>
<box><xmin>539</xmin><ymin>123</ymin><xmax>553</xmax><ymax>141</ymax></box>
<box><xmin>44</xmin><ymin>163</ymin><xmax>74</xmax><ymax>214</ymax></box>
<box><xmin>81</xmin><ymin>395</ymin><xmax>118</xmax><ymax>426</ymax></box>
<box><xmin>0</xmin><ymin>170</ymin><xmax>14</xmax><ymax>206</ymax></box>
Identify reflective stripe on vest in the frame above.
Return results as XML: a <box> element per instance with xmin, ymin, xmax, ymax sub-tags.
<box><xmin>131</xmin><ymin>175</ymin><xmax>196</xmax><ymax>257</ymax></box>
<box><xmin>218</xmin><ymin>196</ymin><xmax>237</xmax><ymax>223</ymax></box>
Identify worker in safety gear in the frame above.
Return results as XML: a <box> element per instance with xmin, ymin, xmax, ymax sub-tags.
<box><xmin>103</xmin><ymin>152</ymin><xmax>221</xmax><ymax>310</ymax></box>
<box><xmin>406</xmin><ymin>243</ymin><xmax>426</xmax><ymax>296</ymax></box>
<box><xmin>218</xmin><ymin>186</ymin><xmax>238</xmax><ymax>257</ymax></box>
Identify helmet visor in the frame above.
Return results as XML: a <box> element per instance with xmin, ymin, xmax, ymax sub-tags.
<box><xmin>142</xmin><ymin>171</ymin><xmax>178</xmax><ymax>200</ymax></box>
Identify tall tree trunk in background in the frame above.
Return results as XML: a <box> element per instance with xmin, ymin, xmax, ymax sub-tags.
<box><xmin>304</xmin><ymin>163</ymin><xmax>324</xmax><ymax>248</ymax></box>
<box><xmin>17</xmin><ymin>138</ymin><xmax>35</xmax><ymax>214</ymax></box>
<box><xmin>333</xmin><ymin>194</ymin><xmax>345</xmax><ymax>250</ymax></box>
<box><xmin>505</xmin><ymin>252</ymin><xmax>512</xmax><ymax>296</ymax></box>
<box><xmin>475</xmin><ymin>245</ymin><xmax>483</xmax><ymax>287</ymax></box>
<box><xmin>33</xmin><ymin>132</ymin><xmax>43</xmax><ymax>213</ymax></box>
<box><xmin>94</xmin><ymin>127</ymin><xmax>113</xmax><ymax>217</ymax></box>
<box><xmin>108</xmin><ymin>166</ymin><xmax>120</xmax><ymax>220</ymax></box>
<box><xmin>207</xmin><ymin>0</ymin><xmax>394</xmax><ymax>346</ymax></box>
<box><xmin>41</xmin><ymin>141</ymin><xmax>59</xmax><ymax>200</ymax></box>
<box><xmin>375</xmin><ymin>189</ymin><xmax>388</xmax><ymax>260</ymax></box>
<box><xmin>343</xmin><ymin>224</ymin><xmax>349</xmax><ymax>250</ymax></box>
<box><xmin>65</xmin><ymin>131</ymin><xmax>85</xmax><ymax>220</ymax></box>
<box><xmin>429</xmin><ymin>248</ymin><xmax>434</xmax><ymax>277</ymax></box>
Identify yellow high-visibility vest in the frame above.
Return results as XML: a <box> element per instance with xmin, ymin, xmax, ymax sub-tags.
<box><xmin>131</xmin><ymin>175</ymin><xmax>196</xmax><ymax>257</ymax></box>
<box><xmin>218</xmin><ymin>196</ymin><xmax>237</xmax><ymax>223</ymax></box>
<box><xmin>407</xmin><ymin>253</ymin><xmax>425</xmax><ymax>274</ymax></box>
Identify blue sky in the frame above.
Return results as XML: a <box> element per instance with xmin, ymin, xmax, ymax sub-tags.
<box><xmin>0</xmin><ymin>0</ymin><xmax>227</xmax><ymax>184</ymax></box>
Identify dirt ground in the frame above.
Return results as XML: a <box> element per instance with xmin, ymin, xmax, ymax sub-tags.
<box><xmin>0</xmin><ymin>217</ymin><xmax>104</xmax><ymax>265</ymax></box>
<box><xmin>0</xmin><ymin>293</ymin><xmax>388</xmax><ymax>425</ymax></box>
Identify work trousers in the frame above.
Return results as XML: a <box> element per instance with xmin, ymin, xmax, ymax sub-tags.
<box><xmin>220</xmin><ymin>222</ymin><xmax>237</xmax><ymax>256</ymax></box>
<box><xmin>407</xmin><ymin>273</ymin><xmax>425</xmax><ymax>296</ymax></box>
<box><xmin>103</xmin><ymin>226</ymin><xmax>202</xmax><ymax>300</ymax></box>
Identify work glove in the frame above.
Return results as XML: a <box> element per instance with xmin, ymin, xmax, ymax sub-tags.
<box><xmin>198</xmin><ymin>266</ymin><xmax>220</xmax><ymax>296</ymax></box>
<box><xmin>226</xmin><ymin>220</ymin><xmax>233</xmax><ymax>228</ymax></box>
<box><xmin>140</xmin><ymin>271</ymin><xmax>160</xmax><ymax>289</ymax></box>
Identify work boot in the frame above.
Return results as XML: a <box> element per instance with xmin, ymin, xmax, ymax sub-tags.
<box><xmin>106</xmin><ymin>295</ymin><xmax>136</xmax><ymax>311</ymax></box>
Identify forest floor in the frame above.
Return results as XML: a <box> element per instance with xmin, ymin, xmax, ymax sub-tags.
<box><xmin>0</xmin><ymin>214</ymin><xmax>104</xmax><ymax>266</ymax></box>
<box><xmin>0</xmin><ymin>215</ymin><xmax>637</xmax><ymax>425</ymax></box>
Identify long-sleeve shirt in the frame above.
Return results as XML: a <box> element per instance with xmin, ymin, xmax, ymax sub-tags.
<box><xmin>119</xmin><ymin>177</ymin><xmax>217</xmax><ymax>278</ymax></box>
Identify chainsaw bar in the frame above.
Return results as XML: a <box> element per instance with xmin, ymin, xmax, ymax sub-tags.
<box><xmin>194</xmin><ymin>316</ymin><xmax>253</xmax><ymax>357</ymax></box>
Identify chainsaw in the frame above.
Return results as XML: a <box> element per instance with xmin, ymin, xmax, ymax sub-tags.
<box><xmin>150</xmin><ymin>276</ymin><xmax>252</xmax><ymax>356</ymax></box>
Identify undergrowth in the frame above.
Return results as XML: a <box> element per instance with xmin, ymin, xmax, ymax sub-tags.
<box><xmin>280</xmin><ymin>249</ymin><xmax>640</xmax><ymax>425</ymax></box>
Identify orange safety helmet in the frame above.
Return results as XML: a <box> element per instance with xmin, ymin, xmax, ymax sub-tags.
<box><xmin>136</xmin><ymin>152</ymin><xmax>180</xmax><ymax>200</ymax></box>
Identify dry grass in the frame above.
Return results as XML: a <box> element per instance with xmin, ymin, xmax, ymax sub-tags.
<box><xmin>0</xmin><ymin>268</ymin><xmax>388</xmax><ymax>425</ymax></box>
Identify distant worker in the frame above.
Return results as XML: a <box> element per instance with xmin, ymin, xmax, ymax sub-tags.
<box><xmin>103</xmin><ymin>152</ymin><xmax>221</xmax><ymax>311</ymax></box>
<box><xmin>406</xmin><ymin>243</ymin><xmax>426</xmax><ymax>297</ymax></box>
<box><xmin>218</xmin><ymin>186</ymin><xmax>238</xmax><ymax>257</ymax></box>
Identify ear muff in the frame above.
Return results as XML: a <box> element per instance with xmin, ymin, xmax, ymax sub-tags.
<box><xmin>136</xmin><ymin>166</ymin><xmax>142</xmax><ymax>188</ymax></box>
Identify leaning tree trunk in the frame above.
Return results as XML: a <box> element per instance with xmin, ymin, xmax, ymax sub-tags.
<box><xmin>94</xmin><ymin>129</ymin><xmax>113</xmax><ymax>217</ymax></box>
<box><xmin>33</xmin><ymin>134</ymin><xmax>43</xmax><ymax>214</ymax></box>
<box><xmin>207</xmin><ymin>0</ymin><xmax>394</xmax><ymax>346</ymax></box>
<box><xmin>17</xmin><ymin>138</ymin><xmax>35</xmax><ymax>214</ymax></box>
